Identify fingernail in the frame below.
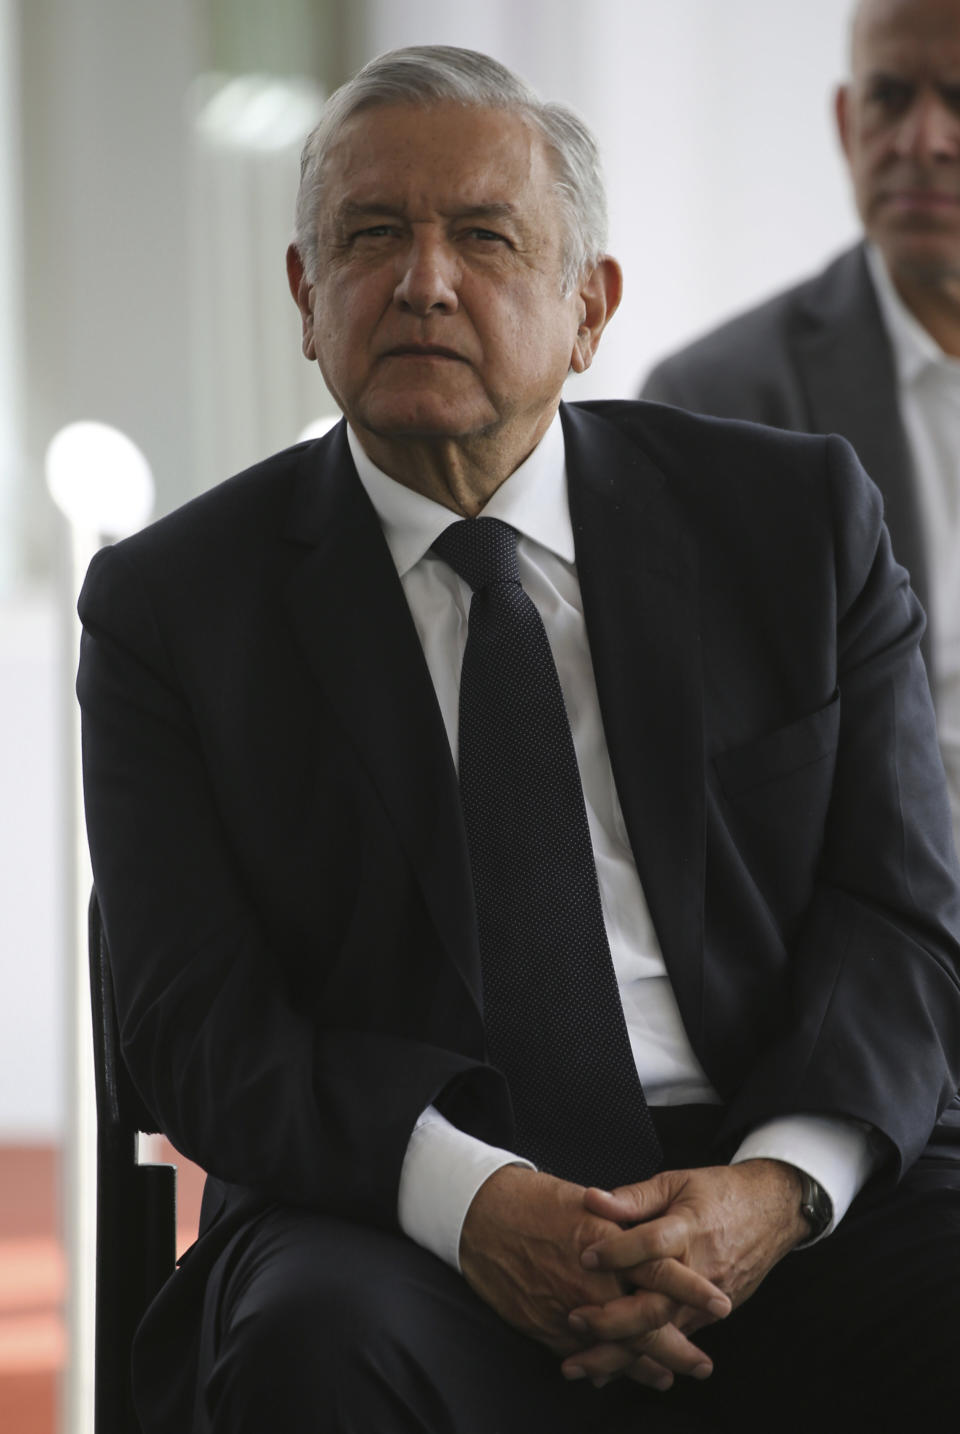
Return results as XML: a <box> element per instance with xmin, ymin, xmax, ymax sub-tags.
<box><xmin>581</xmin><ymin>1249</ymin><xmax>599</xmax><ymax>1269</ymax></box>
<box><xmin>568</xmin><ymin>1313</ymin><xmax>587</xmax><ymax>1332</ymax></box>
<box><xmin>591</xmin><ymin>1376</ymin><xmax>612</xmax><ymax>1390</ymax></box>
<box><xmin>692</xmin><ymin>1362</ymin><xmax>713</xmax><ymax>1381</ymax></box>
<box><xmin>653</xmin><ymin>1374</ymin><xmax>674</xmax><ymax>1392</ymax></box>
<box><xmin>563</xmin><ymin>1364</ymin><xmax>586</xmax><ymax>1382</ymax></box>
<box><xmin>708</xmin><ymin>1297</ymin><xmax>730</xmax><ymax>1318</ymax></box>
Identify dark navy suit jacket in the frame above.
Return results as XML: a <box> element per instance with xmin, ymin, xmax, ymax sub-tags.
<box><xmin>77</xmin><ymin>400</ymin><xmax>960</xmax><ymax>1427</ymax></box>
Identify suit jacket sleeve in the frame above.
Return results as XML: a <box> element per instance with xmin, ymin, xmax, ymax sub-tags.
<box><xmin>77</xmin><ymin>537</ymin><xmax>507</xmax><ymax>1231</ymax></box>
<box><xmin>704</xmin><ymin>433</ymin><xmax>960</xmax><ymax>1175</ymax></box>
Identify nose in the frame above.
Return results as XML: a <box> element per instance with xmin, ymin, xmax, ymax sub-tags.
<box><xmin>393</xmin><ymin>230</ymin><xmax>459</xmax><ymax>315</ymax></box>
<box><xmin>893</xmin><ymin>91</ymin><xmax>960</xmax><ymax>162</ymax></box>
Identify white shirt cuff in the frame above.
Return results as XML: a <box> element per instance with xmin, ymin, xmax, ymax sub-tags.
<box><xmin>731</xmin><ymin>1113</ymin><xmax>880</xmax><ymax>1242</ymax></box>
<box><xmin>397</xmin><ymin>1104</ymin><xmax>535</xmax><ymax>1271</ymax></box>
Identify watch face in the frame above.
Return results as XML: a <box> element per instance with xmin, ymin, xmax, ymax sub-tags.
<box><xmin>802</xmin><ymin>1176</ymin><xmax>831</xmax><ymax>1235</ymax></box>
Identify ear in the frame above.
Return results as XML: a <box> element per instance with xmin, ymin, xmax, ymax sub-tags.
<box><xmin>835</xmin><ymin>84</ymin><xmax>852</xmax><ymax>161</ymax></box>
<box><xmin>570</xmin><ymin>257</ymin><xmax>623</xmax><ymax>374</ymax></box>
<box><xmin>286</xmin><ymin>243</ymin><xmax>317</xmax><ymax>361</ymax></box>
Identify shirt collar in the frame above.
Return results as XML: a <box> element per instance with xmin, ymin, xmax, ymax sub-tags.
<box><xmin>347</xmin><ymin>411</ymin><xmax>575</xmax><ymax>578</ymax></box>
<box><xmin>866</xmin><ymin>242</ymin><xmax>954</xmax><ymax>385</ymax></box>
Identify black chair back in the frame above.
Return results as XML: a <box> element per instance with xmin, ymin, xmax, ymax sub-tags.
<box><xmin>88</xmin><ymin>891</ymin><xmax>177</xmax><ymax>1434</ymax></box>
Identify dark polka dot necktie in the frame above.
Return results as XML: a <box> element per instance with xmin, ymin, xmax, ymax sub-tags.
<box><xmin>432</xmin><ymin>516</ymin><xmax>663</xmax><ymax>1189</ymax></box>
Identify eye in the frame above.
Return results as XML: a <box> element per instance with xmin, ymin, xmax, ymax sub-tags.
<box><xmin>351</xmin><ymin>224</ymin><xmax>400</xmax><ymax>242</ymax></box>
<box><xmin>866</xmin><ymin>77</ymin><xmax>914</xmax><ymax>114</ymax></box>
<box><xmin>463</xmin><ymin>227</ymin><xmax>512</xmax><ymax>247</ymax></box>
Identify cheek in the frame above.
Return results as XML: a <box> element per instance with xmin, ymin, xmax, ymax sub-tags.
<box><xmin>858</xmin><ymin>124</ymin><xmax>896</xmax><ymax>164</ymax></box>
<box><xmin>483</xmin><ymin>288</ymin><xmax>576</xmax><ymax>359</ymax></box>
<box><xmin>315</xmin><ymin>292</ymin><xmax>370</xmax><ymax>365</ymax></box>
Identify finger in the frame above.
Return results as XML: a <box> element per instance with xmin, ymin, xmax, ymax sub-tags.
<box><xmin>675</xmin><ymin>1307</ymin><xmax>714</xmax><ymax>1336</ymax></box>
<box><xmin>623</xmin><ymin>1355</ymin><xmax>676</xmax><ymax>1392</ymax></box>
<box><xmin>581</xmin><ymin>1212</ymin><xmax>690</xmax><ymax>1271</ymax></box>
<box><xmin>569</xmin><ymin>1290</ymin><xmax>678</xmax><ymax>1343</ymax></box>
<box><xmin>563</xmin><ymin>1323</ymin><xmax>713</xmax><ymax>1385</ymax></box>
<box><xmin>569</xmin><ymin>1269</ymin><xmax>728</xmax><ymax>1343</ymax></box>
<box><xmin>583</xmin><ymin>1179</ymin><xmax>672</xmax><ymax>1225</ymax></box>
<box><xmin>629</xmin><ymin>1256</ymin><xmax>731</xmax><ymax>1319</ymax></box>
<box><xmin>561</xmin><ymin>1340</ymin><xmax>635</xmax><ymax>1385</ymax></box>
<box><xmin>630</xmin><ymin>1322</ymin><xmax>714</xmax><ymax>1381</ymax></box>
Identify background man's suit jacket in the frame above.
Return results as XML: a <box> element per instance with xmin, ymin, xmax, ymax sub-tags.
<box><xmin>77</xmin><ymin>400</ymin><xmax>960</xmax><ymax>1415</ymax></box>
<box><xmin>641</xmin><ymin>244</ymin><xmax>933</xmax><ymax>668</ymax></box>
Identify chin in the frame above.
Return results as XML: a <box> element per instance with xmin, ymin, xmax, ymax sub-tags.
<box><xmin>884</xmin><ymin>241</ymin><xmax>960</xmax><ymax>287</ymax></box>
<box><xmin>360</xmin><ymin>397</ymin><xmax>494</xmax><ymax>440</ymax></box>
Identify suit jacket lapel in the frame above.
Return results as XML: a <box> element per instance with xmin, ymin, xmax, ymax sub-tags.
<box><xmin>792</xmin><ymin>244</ymin><xmax>931</xmax><ymax>625</ymax></box>
<box><xmin>279</xmin><ymin>425</ymin><xmax>482</xmax><ymax>1006</ymax></box>
<box><xmin>561</xmin><ymin>404</ymin><xmax>707</xmax><ymax>1040</ymax></box>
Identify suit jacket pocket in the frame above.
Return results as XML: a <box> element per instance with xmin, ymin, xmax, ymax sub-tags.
<box><xmin>713</xmin><ymin>689</ymin><xmax>841</xmax><ymax>798</ymax></box>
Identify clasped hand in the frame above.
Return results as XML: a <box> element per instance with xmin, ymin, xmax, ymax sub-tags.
<box><xmin>459</xmin><ymin>1159</ymin><xmax>808</xmax><ymax>1391</ymax></box>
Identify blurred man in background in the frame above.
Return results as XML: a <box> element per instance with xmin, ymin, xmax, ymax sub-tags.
<box><xmin>643</xmin><ymin>0</ymin><xmax>960</xmax><ymax>854</ymax></box>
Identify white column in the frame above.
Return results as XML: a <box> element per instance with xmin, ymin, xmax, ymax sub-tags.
<box><xmin>0</xmin><ymin>0</ymin><xmax>22</xmax><ymax>593</ymax></box>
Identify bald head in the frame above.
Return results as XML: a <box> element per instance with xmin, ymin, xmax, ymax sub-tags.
<box><xmin>850</xmin><ymin>0</ymin><xmax>960</xmax><ymax>71</ymax></box>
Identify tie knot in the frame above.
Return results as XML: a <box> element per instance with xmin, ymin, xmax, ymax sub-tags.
<box><xmin>432</xmin><ymin>517</ymin><xmax>521</xmax><ymax>592</ymax></box>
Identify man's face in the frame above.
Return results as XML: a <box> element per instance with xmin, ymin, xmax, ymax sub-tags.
<box><xmin>289</xmin><ymin>102</ymin><xmax>597</xmax><ymax>467</ymax></box>
<box><xmin>837</xmin><ymin>0</ymin><xmax>960</xmax><ymax>285</ymax></box>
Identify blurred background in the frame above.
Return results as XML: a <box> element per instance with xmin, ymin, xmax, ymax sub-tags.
<box><xmin>0</xmin><ymin>1</ymin><xmax>857</xmax><ymax>1430</ymax></box>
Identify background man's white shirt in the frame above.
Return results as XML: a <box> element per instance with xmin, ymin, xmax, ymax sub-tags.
<box><xmin>868</xmin><ymin>245</ymin><xmax>960</xmax><ymax>861</ymax></box>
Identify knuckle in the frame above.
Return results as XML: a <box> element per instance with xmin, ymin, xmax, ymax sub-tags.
<box><xmin>648</xmin><ymin>1226</ymin><xmax>674</xmax><ymax>1259</ymax></box>
<box><xmin>624</xmin><ymin>1292</ymin><xmax>671</xmax><ymax>1331</ymax></box>
<box><xmin>647</xmin><ymin>1293</ymin><xmax>676</xmax><ymax>1326</ymax></box>
<box><xmin>628</xmin><ymin>1326</ymin><xmax>664</xmax><ymax>1355</ymax></box>
<box><xmin>634</xmin><ymin>1256</ymin><xmax>666</xmax><ymax>1288</ymax></box>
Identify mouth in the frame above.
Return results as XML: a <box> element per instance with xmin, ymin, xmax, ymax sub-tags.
<box><xmin>382</xmin><ymin>345</ymin><xmax>468</xmax><ymax>362</ymax></box>
<box><xmin>881</xmin><ymin>189</ymin><xmax>960</xmax><ymax>211</ymax></box>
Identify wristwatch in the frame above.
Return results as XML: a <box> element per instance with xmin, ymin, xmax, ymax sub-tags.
<box><xmin>798</xmin><ymin>1171</ymin><xmax>832</xmax><ymax>1242</ymax></box>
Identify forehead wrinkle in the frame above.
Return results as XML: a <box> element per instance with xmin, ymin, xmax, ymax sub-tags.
<box><xmin>318</xmin><ymin>105</ymin><xmax>564</xmax><ymax>264</ymax></box>
<box><xmin>337</xmin><ymin>198</ymin><xmax>522</xmax><ymax>221</ymax></box>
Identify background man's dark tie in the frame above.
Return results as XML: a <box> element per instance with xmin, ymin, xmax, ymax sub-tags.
<box><xmin>432</xmin><ymin>516</ymin><xmax>662</xmax><ymax>1189</ymax></box>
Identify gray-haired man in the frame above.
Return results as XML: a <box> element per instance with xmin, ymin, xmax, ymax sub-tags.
<box><xmin>79</xmin><ymin>43</ymin><xmax>960</xmax><ymax>1433</ymax></box>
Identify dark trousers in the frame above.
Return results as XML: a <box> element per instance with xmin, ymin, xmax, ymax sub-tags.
<box><xmin>194</xmin><ymin>1127</ymin><xmax>960</xmax><ymax>1433</ymax></box>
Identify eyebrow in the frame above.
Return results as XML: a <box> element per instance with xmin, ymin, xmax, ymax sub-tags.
<box><xmin>863</xmin><ymin>68</ymin><xmax>960</xmax><ymax>89</ymax></box>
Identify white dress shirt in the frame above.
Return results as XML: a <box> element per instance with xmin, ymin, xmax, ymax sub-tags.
<box><xmin>867</xmin><ymin>246</ymin><xmax>960</xmax><ymax>859</ymax></box>
<box><xmin>347</xmin><ymin>417</ymin><xmax>875</xmax><ymax>1270</ymax></box>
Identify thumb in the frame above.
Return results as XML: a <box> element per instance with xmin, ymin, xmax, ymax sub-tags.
<box><xmin>582</xmin><ymin>1173</ymin><xmax>675</xmax><ymax>1224</ymax></box>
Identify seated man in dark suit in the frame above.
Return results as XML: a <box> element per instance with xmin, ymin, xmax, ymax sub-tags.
<box><xmin>78</xmin><ymin>42</ymin><xmax>960</xmax><ymax>1434</ymax></box>
<box><xmin>642</xmin><ymin>0</ymin><xmax>960</xmax><ymax>862</ymax></box>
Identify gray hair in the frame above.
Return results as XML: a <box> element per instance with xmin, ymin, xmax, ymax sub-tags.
<box><xmin>293</xmin><ymin>45</ymin><xmax>608</xmax><ymax>294</ymax></box>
